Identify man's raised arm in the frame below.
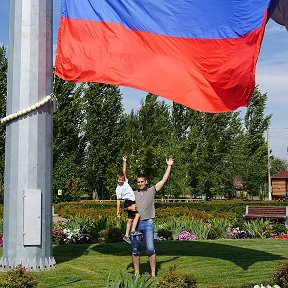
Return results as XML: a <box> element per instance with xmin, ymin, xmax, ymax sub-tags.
<box><xmin>155</xmin><ymin>157</ymin><xmax>174</xmax><ymax>192</ymax></box>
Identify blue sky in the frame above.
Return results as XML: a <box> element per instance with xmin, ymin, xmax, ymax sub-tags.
<box><xmin>0</xmin><ymin>0</ymin><xmax>288</xmax><ymax>160</ymax></box>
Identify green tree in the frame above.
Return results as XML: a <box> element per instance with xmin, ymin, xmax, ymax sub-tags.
<box><xmin>186</xmin><ymin>110</ymin><xmax>243</xmax><ymax>199</ymax></box>
<box><xmin>242</xmin><ymin>86</ymin><xmax>271</xmax><ymax>197</ymax></box>
<box><xmin>83</xmin><ymin>83</ymin><xmax>123</xmax><ymax>199</ymax></box>
<box><xmin>171</xmin><ymin>103</ymin><xmax>189</xmax><ymax>140</ymax></box>
<box><xmin>167</xmin><ymin>103</ymin><xmax>191</xmax><ymax>198</ymax></box>
<box><xmin>53</xmin><ymin>77</ymin><xmax>85</xmax><ymax>202</ymax></box>
<box><xmin>119</xmin><ymin>94</ymin><xmax>176</xmax><ymax>196</ymax></box>
<box><xmin>0</xmin><ymin>46</ymin><xmax>8</xmax><ymax>203</ymax></box>
<box><xmin>132</xmin><ymin>94</ymin><xmax>172</xmax><ymax>193</ymax></box>
<box><xmin>271</xmin><ymin>157</ymin><xmax>288</xmax><ymax>176</ymax></box>
<box><xmin>118</xmin><ymin>110</ymin><xmax>141</xmax><ymax>158</ymax></box>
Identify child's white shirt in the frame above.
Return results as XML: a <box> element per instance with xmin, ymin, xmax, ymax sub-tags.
<box><xmin>116</xmin><ymin>178</ymin><xmax>135</xmax><ymax>201</ymax></box>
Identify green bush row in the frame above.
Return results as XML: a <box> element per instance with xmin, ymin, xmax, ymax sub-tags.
<box><xmin>0</xmin><ymin>200</ymin><xmax>286</xmax><ymax>222</ymax></box>
<box><xmin>53</xmin><ymin>200</ymin><xmax>287</xmax><ymax>220</ymax></box>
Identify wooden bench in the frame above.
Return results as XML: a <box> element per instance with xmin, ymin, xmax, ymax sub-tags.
<box><xmin>244</xmin><ymin>205</ymin><xmax>288</xmax><ymax>225</ymax></box>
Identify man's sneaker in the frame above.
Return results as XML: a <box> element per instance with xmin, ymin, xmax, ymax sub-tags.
<box><xmin>123</xmin><ymin>235</ymin><xmax>131</xmax><ymax>244</ymax></box>
<box><xmin>130</xmin><ymin>231</ymin><xmax>142</xmax><ymax>236</ymax></box>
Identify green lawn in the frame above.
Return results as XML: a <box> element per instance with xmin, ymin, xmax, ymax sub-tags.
<box><xmin>0</xmin><ymin>239</ymin><xmax>287</xmax><ymax>287</ymax></box>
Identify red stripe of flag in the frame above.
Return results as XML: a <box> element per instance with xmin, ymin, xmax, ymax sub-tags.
<box><xmin>55</xmin><ymin>13</ymin><xmax>267</xmax><ymax>112</ymax></box>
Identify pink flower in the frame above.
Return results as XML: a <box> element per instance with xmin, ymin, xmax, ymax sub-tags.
<box><xmin>177</xmin><ymin>231</ymin><xmax>196</xmax><ymax>241</ymax></box>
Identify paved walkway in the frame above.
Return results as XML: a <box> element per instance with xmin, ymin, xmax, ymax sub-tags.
<box><xmin>52</xmin><ymin>214</ymin><xmax>67</xmax><ymax>223</ymax></box>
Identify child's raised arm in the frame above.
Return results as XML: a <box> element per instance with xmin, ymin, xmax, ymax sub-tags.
<box><xmin>122</xmin><ymin>156</ymin><xmax>127</xmax><ymax>178</ymax></box>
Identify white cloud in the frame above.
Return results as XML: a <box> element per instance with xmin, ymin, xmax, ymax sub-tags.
<box><xmin>256</xmin><ymin>40</ymin><xmax>288</xmax><ymax>159</ymax></box>
<box><xmin>256</xmin><ymin>68</ymin><xmax>288</xmax><ymax>104</ymax></box>
<box><xmin>256</xmin><ymin>48</ymin><xmax>288</xmax><ymax>105</ymax></box>
<box><xmin>265</xmin><ymin>25</ymin><xmax>287</xmax><ymax>33</ymax></box>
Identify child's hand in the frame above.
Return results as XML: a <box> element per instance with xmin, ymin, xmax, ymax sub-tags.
<box><xmin>123</xmin><ymin>156</ymin><xmax>127</xmax><ymax>162</ymax></box>
<box><xmin>166</xmin><ymin>156</ymin><xmax>174</xmax><ymax>166</ymax></box>
<box><xmin>116</xmin><ymin>211</ymin><xmax>121</xmax><ymax>218</ymax></box>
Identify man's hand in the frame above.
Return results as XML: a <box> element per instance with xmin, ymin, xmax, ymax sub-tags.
<box><xmin>116</xmin><ymin>211</ymin><xmax>121</xmax><ymax>219</ymax></box>
<box><xmin>155</xmin><ymin>156</ymin><xmax>174</xmax><ymax>192</ymax></box>
<box><xmin>123</xmin><ymin>156</ymin><xmax>127</xmax><ymax>162</ymax></box>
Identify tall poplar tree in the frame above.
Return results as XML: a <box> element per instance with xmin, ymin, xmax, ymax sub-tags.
<box><xmin>53</xmin><ymin>77</ymin><xmax>85</xmax><ymax>202</ymax></box>
<box><xmin>186</xmin><ymin>110</ymin><xmax>243</xmax><ymax>198</ymax></box>
<box><xmin>133</xmin><ymin>94</ymin><xmax>172</xmax><ymax>191</ymax></box>
<box><xmin>169</xmin><ymin>103</ymin><xmax>191</xmax><ymax>197</ymax></box>
<box><xmin>83</xmin><ymin>83</ymin><xmax>123</xmax><ymax>199</ymax></box>
<box><xmin>242</xmin><ymin>86</ymin><xmax>271</xmax><ymax>196</ymax></box>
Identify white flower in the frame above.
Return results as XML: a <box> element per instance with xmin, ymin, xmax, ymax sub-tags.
<box><xmin>254</xmin><ymin>285</ymin><xmax>281</xmax><ymax>288</ymax></box>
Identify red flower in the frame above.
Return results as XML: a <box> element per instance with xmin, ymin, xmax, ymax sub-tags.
<box><xmin>272</xmin><ymin>234</ymin><xmax>288</xmax><ymax>239</ymax></box>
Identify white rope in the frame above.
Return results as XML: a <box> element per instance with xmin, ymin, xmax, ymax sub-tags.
<box><xmin>0</xmin><ymin>94</ymin><xmax>56</xmax><ymax>125</ymax></box>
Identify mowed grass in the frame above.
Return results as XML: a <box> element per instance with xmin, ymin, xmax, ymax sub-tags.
<box><xmin>0</xmin><ymin>239</ymin><xmax>287</xmax><ymax>287</ymax></box>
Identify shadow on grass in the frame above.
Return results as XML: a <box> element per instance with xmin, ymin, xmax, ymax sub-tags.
<box><xmin>125</xmin><ymin>256</ymin><xmax>180</xmax><ymax>276</ymax></box>
<box><xmin>92</xmin><ymin>240</ymin><xmax>286</xmax><ymax>271</ymax></box>
<box><xmin>53</xmin><ymin>243</ymin><xmax>91</xmax><ymax>264</ymax></box>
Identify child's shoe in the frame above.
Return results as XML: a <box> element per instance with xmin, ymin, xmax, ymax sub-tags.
<box><xmin>122</xmin><ymin>235</ymin><xmax>131</xmax><ymax>244</ymax></box>
<box><xmin>130</xmin><ymin>231</ymin><xmax>142</xmax><ymax>236</ymax></box>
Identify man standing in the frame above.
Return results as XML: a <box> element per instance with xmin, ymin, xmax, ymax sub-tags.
<box><xmin>132</xmin><ymin>157</ymin><xmax>174</xmax><ymax>277</ymax></box>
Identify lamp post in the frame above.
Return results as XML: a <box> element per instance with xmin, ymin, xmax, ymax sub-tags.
<box><xmin>267</xmin><ymin>127</ymin><xmax>272</xmax><ymax>200</ymax></box>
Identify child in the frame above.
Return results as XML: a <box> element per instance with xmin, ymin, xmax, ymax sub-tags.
<box><xmin>116</xmin><ymin>156</ymin><xmax>141</xmax><ymax>244</ymax></box>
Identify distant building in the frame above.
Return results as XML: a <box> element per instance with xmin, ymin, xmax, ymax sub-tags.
<box><xmin>271</xmin><ymin>171</ymin><xmax>288</xmax><ymax>200</ymax></box>
<box><xmin>233</xmin><ymin>176</ymin><xmax>244</xmax><ymax>190</ymax></box>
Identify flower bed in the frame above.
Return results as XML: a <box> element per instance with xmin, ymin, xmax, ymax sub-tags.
<box><xmin>177</xmin><ymin>231</ymin><xmax>196</xmax><ymax>241</ymax></box>
<box><xmin>271</xmin><ymin>234</ymin><xmax>288</xmax><ymax>239</ymax></box>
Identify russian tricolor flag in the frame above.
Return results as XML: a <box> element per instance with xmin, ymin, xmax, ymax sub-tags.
<box><xmin>54</xmin><ymin>0</ymin><xmax>279</xmax><ymax>113</ymax></box>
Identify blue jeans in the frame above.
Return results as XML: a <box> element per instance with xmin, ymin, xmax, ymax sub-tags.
<box><xmin>132</xmin><ymin>219</ymin><xmax>155</xmax><ymax>255</ymax></box>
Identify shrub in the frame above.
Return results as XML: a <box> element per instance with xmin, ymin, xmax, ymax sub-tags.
<box><xmin>272</xmin><ymin>262</ymin><xmax>288</xmax><ymax>288</ymax></box>
<box><xmin>0</xmin><ymin>217</ymin><xmax>3</xmax><ymax>234</ymax></box>
<box><xmin>0</xmin><ymin>265</ymin><xmax>38</xmax><ymax>288</ymax></box>
<box><xmin>157</xmin><ymin>218</ymin><xmax>185</xmax><ymax>240</ymax></box>
<box><xmin>59</xmin><ymin>216</ymin><xmax>92</xmax><ymax>244</ymax></box>
<box><xmin>208</xmin><ymin>218</ymin><xmax>229</xmax><ymax>239</ymax></box>
<box><xmin>226</xmin><ymin>227</ymin><xmax>253</xmax><ymax>239</ymax></box>
<box><xmin>243</xmin><ymin>219</ymin><xmax>272</xmax><ymax>238</ymax></box>
<box><xmin>189</xmin><ymin>220</ymin><xmax>210</xmax><ymax>240</ymax></box>
<box><xmin>98</xmin><ymin>227</ymin><xmax>123</xmax><ymax>242</ymax></box>
<box><xmin>157</xmin><ymin>218</ymin><xmax>210</xmax><ymax>240</ymax></box>
<box><xmin>157</xmin><ymin>228</ymin><xmax>173</xmax><ymax>240</ymax></box>
<box><xmin>52</xmin><ymin>229</ymin><xmax>66</xmax><ymax>244</ymax></box>
<box><xmin>272</xmin><ymin>223</ymin><xmax>287</xmax><ymax>235</ymax></box>
<box><xmin>157</xmin><ymin>265</ymin><xmax>197</xmax><ymax>288</ymax></box>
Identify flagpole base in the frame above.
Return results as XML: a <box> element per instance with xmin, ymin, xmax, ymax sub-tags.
<box><xmin>0</xmin><ymin>256</ymin><xmax>56</xmax><ymax>271</ymax></box>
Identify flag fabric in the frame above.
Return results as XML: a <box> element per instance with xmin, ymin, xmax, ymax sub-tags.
<box><xmin>271</xmin><ymin>0</ymin><xmax>288</xmax><ymax>30</ymax></box>
<box><xmin>55</xmin><ymin>0</ymin><xmax>279</xmax><ymax>113</ymax></box>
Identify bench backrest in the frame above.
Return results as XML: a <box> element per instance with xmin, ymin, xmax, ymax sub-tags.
<box><xmin>246</xmin><ymin>205</ymin><xmax>287</xmax><ymax>215</ymax></box>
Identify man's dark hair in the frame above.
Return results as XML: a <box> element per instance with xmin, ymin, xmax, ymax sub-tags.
<box><xmin>136</xmin><ymin>173</ymin><xmax>146</xmax><ymax>179</ymax></box>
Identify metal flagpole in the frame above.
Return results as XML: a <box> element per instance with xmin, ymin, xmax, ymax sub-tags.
<box><xmin>0</xmin><ymin>0</ymin><xmax>55</xmax><ymax>270</ymax></box>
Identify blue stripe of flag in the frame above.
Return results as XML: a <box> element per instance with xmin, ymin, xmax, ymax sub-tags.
<box><xmin>61</xmin><ymin>0</ymin><xmax>276</xmax><ymax>39</ymax></box>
